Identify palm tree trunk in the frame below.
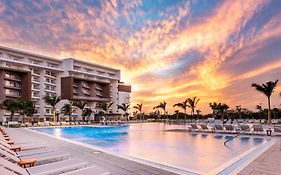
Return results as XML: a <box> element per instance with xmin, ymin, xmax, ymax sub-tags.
<box><xmin>184</xmin><ymin>109</ymin><xmax>187</xmax><ymax>122</ymax></box>
<box><xmin>10</xmin><ymin>111</ymin><xmax>14</xmax><ymax>122</ymax></box>
<box><xmin>267</xmin><ymin>96</ymin><xmax>272</xmax><ymax>124</ymax></box>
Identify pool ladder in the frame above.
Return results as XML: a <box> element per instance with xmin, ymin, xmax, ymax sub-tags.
<box><xmin>224</xmin><ymin>127</ymin><xmax>253</xmax><ymax>146</ymax></box>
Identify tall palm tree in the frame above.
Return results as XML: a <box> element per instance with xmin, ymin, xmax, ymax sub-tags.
<box><xmin>187</xmin><ymin>97</ymin><xmax>200</xmax><ymax>116</ymax></box>
<box><xmin>173</xmin><ymin>99</ymin><xmax>189</xmax><ymax>121</ymax></box>
<box><xmin>43</xmin><ymin>95</ymin><xmax>61</xmax><ymax>122</ymax></box>
<box><xmin>153</xmin><ymin>101</ymin><xmax>167</xmax><ymax>121</ymax></box>
<box><xmin>133</xmin><ymin>103</ymin><xmax>143</xmax><ymax>120</ymax></box>
<box><xmin>1</xmin><ymin>99</ymin><xmax>20</xmax><ymax>121</ymax></box>
<box><xmin>252</xmin><ymin>80</ymin><xmax>278</xmax><ymax>124</ymax></box>
<box><xmin>96</xmin><ymin>102</ymin><xmax>114</xmax><ymax>120</ymax></box>
<box><xmin>72</xmin><ymin>100</ymin><xmax>87</xmax><ymax>121</ymax></box>
<box><xmin>117</xmin><ymin>103</ymin><xmax>130</xmax><ymax>120</ymax></box>
<box><xmin>82</xmin><ymin>108</ymin><xmax>93</xmax><ymax>122</ymax></box>
<box><xmin>61</xmin><ymin>103</ymin><xmax>74</xmax><ymax>123</ymax></box>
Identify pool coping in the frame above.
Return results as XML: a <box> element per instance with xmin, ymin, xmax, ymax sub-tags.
<box><xmin>27</xmin><ymin>126</ymin><xmax>276</xmax><ymax>175</ymax></box>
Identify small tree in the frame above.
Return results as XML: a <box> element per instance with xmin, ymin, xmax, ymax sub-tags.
<box><xmin>252</xmin><ymin>80</ymin><xmax>278</xmax><ymax>124</ymax></box>
<box><xmin>153</xmin><ymin>101</ymin><xmax>167</xmax><ymax>121</ymax></box>
<box><xmin>82</xmin><ymin>108</ymin><xmax>93</xmax><ymax>122</ymax></box>
<box><xmin>187</xmin><ymin>97</ymin><xmax>200</xmax><ymax>117</ymax></box>
<box><xmin>117</xmin><ymin>103</ymin><xmax>130</xmax><ymax>120</ymax></box>
<box><xmin>72</xmin><ymin>100</ymin><xmax>87</xmax><ymax>121</ymax></box>
<box><xmin>96</xmin><ymin>102</ymin><xmax>114</xmax><ymax>120</ymax></box>
<box><xmin>133</xmin><ymin>103</ymin><xmax>143</xmax><ymax>120</ymax></box>
<box><xmin>1</xmin><ymin>99</ymin><xmax>20</xmax><ymax>121</ymax></box>
<box><xmin>18</xmin><ymin>99</ymin><xmax>36</xmax><ymax>123</ymax></box>
<box><xmin>43</xmin><ymin>95</ymin><xmax>61</xmax><ymax>122</ymax></box>
<box><xmin>61</xmin><ymin>103</ymin><xmax>74</xmax><ymax>123</ymax></box>
<box><xmin>173</xmin><ymin>99</ymin><xmax>189</xmax><ymax>121</ymax></box>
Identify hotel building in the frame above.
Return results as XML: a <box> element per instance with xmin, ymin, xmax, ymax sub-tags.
<box><xmin>0</xmin><ymin>46</ymin><xmax>131</xmax><ymax>122</ymax></box>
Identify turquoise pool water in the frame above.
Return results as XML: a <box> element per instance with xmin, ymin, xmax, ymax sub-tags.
<box><xmin>33</xmin><ymin>123</ymin><xmax>266</xmax><ymax>173</ymax></box>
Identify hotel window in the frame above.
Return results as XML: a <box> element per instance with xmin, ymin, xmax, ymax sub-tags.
<box><xmin>74</xmin><ymin>66</ymin><xmax>81</xmax><ymax>70</ymax></box>
<box><xmin>32</xmin><ymin>76</ymin><xmax>39</xmax><ymax>82</ymax></box>
<box><xmin>47</xmin><ymin>63</ymin><xmax>56</xmax><ymax>68</ymax></box>
<box><xmin>29</xmin><ymin>59</ymin><xmax>39</xmax><ymax>65</ymax></box>
<box><xmin>46</xmin><ymin>70</ymin><xmax>55</xmax><ymax>77</ymax></box>
<box><xmin>32</xmin><ymin>91</ymin><xmax>39</xmax><ymax>97</ymax></box>
<box><xmin>33</xmin><ymin>84</ymin><xmax>39</xmax><ymax>89</ymax></box>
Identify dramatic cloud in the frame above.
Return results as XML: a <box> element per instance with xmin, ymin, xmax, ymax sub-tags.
<box><xmin>1</xmin><ymin>0</ymin><xmax>281</xmax><ymax>113</ymax></box>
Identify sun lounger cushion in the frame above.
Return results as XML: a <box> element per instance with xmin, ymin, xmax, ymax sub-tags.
<box><xmin>27</xmin><ymin>158</ymin><xmax>87</xmax><ymax>175</ymax></box>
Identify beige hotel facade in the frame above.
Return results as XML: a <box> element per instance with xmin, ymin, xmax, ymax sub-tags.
<box><xmin>0</xmin><ymin>46</ymin><xmax>131</xmax><ymax>122</ymax></box>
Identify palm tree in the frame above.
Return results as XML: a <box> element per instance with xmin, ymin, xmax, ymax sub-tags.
<box><xmin>252</xmin><ymin>80</ymin><xmax>278</xmax><ymax>124</ymax></box>
<box><xmin>117</xmin><ymin>103</ymin><xmax>130</xmax><ymax>120</ymax></box>
<box><xmin>82</xmin><ymin>108</ymin><xmax>93</xmax><ymax>122</ymax></box>
<box><xmin>218</xmin><ymin>103</ymin><xmax>229</xmax><ymax>120</ymax></box>
<box><xmin>196</xmin><ymin>109</ymin><xmax>201</xmax><ymax>116</ymax></box>
<box><xmin>96</xmin><ymin>102</ymin><xmax>114</xmax><ymax>120</ymax></box>
<box><xmin>209</xmin><ymin>102</ymin><xmax>229</xmax><ymax>120</ymax></box>
<box><xmin>1</xmin><ymin>99</ymin><xmax>20</xmax><ymax>121</ymax></box>
<box><xmin>209</xmin><ymin>102</ymin><xmax>219</xmax><ymax>118</ymax></box>
<box><xmin>61</xmin><ymin>103</ymin><xmax>74</xmax><ymax>123</ymax></box>
<box><xmin>43</xmin><ymin>95</ymin><xmax>61</xmax><ymax>122</ymax></box>
<box><xmin>18</xmin><ymin>99</ymin><xmax>36</xmax><ymax>123</ymax></box>
<box><xmin>72</xmin><ymin>100</ymin><xmax>87</xmax><ymax>121</ymax></box>
<box><xmin>256</xmin><ymin>104</ymin><xmax>263</xmax><ymax>119</ymax></box>
<box><xmin>236</xmin><ymin>105</ymin><xmax>242</xmax><ymax>119</ymax></box>
<box><xmin>173</xmin><ymin>99</ymin><xmax>189</xmax><ymax>121</ymax></box>
<box><xmin>187</xmin><ymin>97</ymin><xmax>200</xmax><ymax>116</ymax></box>
<box><xmin>133</xmin><ymin>103</ymin><xmax>143</xmax><ymax>120</ymax></box>
<box><xmin>153</xmin><ymin>101</ymin><xmax>167</xmax><ymax>121</ymax></box>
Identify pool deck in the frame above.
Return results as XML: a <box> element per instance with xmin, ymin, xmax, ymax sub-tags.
<box><xmin>238</xmin><ymin>138</ymin><xmax>281</xmax><ymax>175</ymax></box>
<box><xmin>15</xmin><ymin>128</ymin><xmax>179</xmax><ymax>175</ymax></box>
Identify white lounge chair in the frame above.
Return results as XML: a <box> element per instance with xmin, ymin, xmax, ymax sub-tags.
<box><xmin>0</xmin><ymin>144</ymin><xmax>59</xmax><ymax>157</ymax></box>
<box><xmin>253</xmin><ymin>124</ymin><xmax>264</xmax><ymax>135</ymax></box>
<box><xmin>224</xmin><ymin>125</ymin><xmax>237</xmax><ymax>134</ymax></box>
<box><xmin>0</xmin><ymin>157</ymin><xmax>87</xmax><ymax>175</ymax></box>
<box><xmin>0</xmin><ymin>139</ymin><xmax>47</xmax><ymax>151</ymax></box>
<box><xmin>214</xmin><ymin>124</ymin><xmax>224</xmax><ymax>133</ymax></box>
<box><xmin>190</xmin><ymin>124</ymin><xmax>199</xmax><ymax>132</ymax></box>
<box><xmin>200</xmin><ymin>124</ymin><xmax>213</xmax><ymax>133</ymax></box>
<box><xmin>0</xmin><ymin>148</ymin><xmax>69</xmax><ymax>166</ymax></box>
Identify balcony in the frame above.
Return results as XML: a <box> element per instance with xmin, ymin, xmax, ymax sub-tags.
<box><xmin>83</xmin><ymin>90</ymin><xmax>90</xmax><ymax>95</ymax></box>
<box><xmin>73</xmin><ymin>95</ymin><xmax>109</xmax><ymax>102</ymax></box>
<box><xmin>6</xmin><ymin>92</ymin><xmax>21</xmax><ymax>98</ymax></box>
<box><xmin>4</xmin><ymin>83</ymin><xmax>21</xmax><ymax>90</ymax></box>
<box><xmin>95</xmin><ymin>86</ymin><xmax>103</xmax><ymax>91</ymax></box>
<box><xmin>4</xmin><ymin>74</ymin><xmax>21</xmax><ymax>82</ymax></box>
<box><xmin>82</xmin><ymin>83</ymin><xmax>91</xmax><ymax>89</ymax></box>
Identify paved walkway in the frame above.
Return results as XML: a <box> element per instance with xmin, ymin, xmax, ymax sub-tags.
<box><xmin>239</xmin><ymin>139</ymin><xmax>281</xmax><ymax>175</ymax></box>
<box><xmin>13</xmin><ymin>128</ymin><xmax>178</xmax><ymax>175</ymax></box>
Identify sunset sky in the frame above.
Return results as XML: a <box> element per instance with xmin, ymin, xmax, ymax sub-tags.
<box><xmin>1</xmin><ymin>0</ymin><xmax>281</xmax><ymax>114</ymax></box>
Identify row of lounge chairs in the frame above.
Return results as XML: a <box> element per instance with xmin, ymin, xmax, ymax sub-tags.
<box><xmin>190</xmin><ymin>124</ymin><xmax>281</xmax><ymax>135</ymax></box>
<box><xmin>0</xmin><ymin>127</ymin><xmax>110</xmax><ymax>175</ymax></box>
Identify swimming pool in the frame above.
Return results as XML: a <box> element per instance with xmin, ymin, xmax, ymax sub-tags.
<box><xmin>33</xmin><ymin>123</ymin><xmax>271</xmax><ymax>174</ymax></box>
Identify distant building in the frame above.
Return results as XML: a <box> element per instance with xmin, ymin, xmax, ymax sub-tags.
<box><xmin>0</xmin><ymin>46</ymin><xmax>131</xmax><ymax>122</ymax></box>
